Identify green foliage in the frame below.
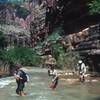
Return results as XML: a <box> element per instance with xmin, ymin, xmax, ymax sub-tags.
<box><xmin>48</xmin><ymin>29</ymin><xmax>82</xmax><ymax>69</ymax></box>
<box><xmin>17</xmin><ymin>7</ymin><xmax>30</xmax><ymax>18</ymax></box>
<box><xmin>57</xmin><ymin>51</ymin><xmax>82</xmax><ymax>70</ymax></box>
<box><xmin>0</xmin><ymin>46</ymin><xmax>41</xmax><ymax>66</ymax></box>
<box><xmin>50</xmin><ymin>43</ymin><xmax>65</xmax><ymax>61</ymax></box>
<box><xmin>63</xmin><ymin>51</ymin><xmax>82</xmax><ymax>70</ymax></box>
<box><xmin>50</xmin><ymin>42</ymin><xmax>65</xmax><ymax>68</ymax></box>
<box><xmin>49</xmin><ymin>42</ymin><xmax>82</xmax><ymax>69</ymax></box>
<box><xmin>0</xmin><ymin>49</ymin><xmax>6</xmax><ymax>61</ymax></box>
<box><xmin>47</xmin><ymin>32</ymin><xmax>61</xmax><ymax>41</ymax></box>
<box><xmin>47</xmin><ymin>27</ymin><xmax>62</xmax><ymax>41</ymax></box>
<box><xmin>88</xmin><ymin>0</ymin><xmax>100</xmax><ymax>14</ymax></box>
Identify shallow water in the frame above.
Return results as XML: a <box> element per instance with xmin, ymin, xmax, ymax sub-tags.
<box><xmin>0</xmin><ymin>68</ymin><xmax>100</xmax><ymax>100</ymax></box>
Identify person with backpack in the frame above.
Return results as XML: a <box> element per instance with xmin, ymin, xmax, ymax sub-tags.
<box><xmin>14</xmin><ymin>64</ymin><xmax>28</xmax><ymax>96</ymax></box>
<box><xmin>77</xmin><ymin>60</ymin><xmax>87</xmax><ymax>82</ymax></box>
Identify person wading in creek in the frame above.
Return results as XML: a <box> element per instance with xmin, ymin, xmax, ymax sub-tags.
<box><xmin>14</xmin><ymin>64</ymin><xmax>29</xmax><ymax>96</ymax></box>
<box><xmin>48</xmin><ymin>65</ymin><xmax>59</xmax><ymax>90</ymax></box>
<box><xmin>77</xmin><ymin>60</ymin><xmax>87</xmax><ymax>82</ymax></box>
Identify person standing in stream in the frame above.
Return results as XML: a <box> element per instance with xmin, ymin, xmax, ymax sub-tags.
<box><xmin>14</xmin><ymin>64</ymin><xmax>28</xmax><ymax>96</ymax></box>
<box><xmin>77</xmin><ymin>60</ymin><xmax>87</xmax><ymax>82</ymax></box>
<box><xmin>48</xmin><ymin>65</ymin><xmax>59</xmax><ymax>90</ymax></box>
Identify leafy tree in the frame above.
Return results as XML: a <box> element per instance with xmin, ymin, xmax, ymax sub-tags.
<box><xmin>16</xmin><ymin>6</ymin><xmax>30</xmax><ymax>19</ymax></box>
<box><xmin>62</xmin><ymin>51</ymin><xmax>82</xmax><ymax>70</ymax></box>
<box><xmin>88</xmin><ymin>0</ymin><xmax>100</xmax><ymax>14</ymax></box>
<box><xmin>50</xmin><ymin>42</ymin><xmax>66</xmax><ymax>68</ymax></box>
<box><xmin>50</xmin><ymin>42</ymin><xmax>82</xmax><ymax>69</ymax></box>
<box><xmin>0</xmin><ymin>46</ymin><xmax>41</xmax><ymax>66</ymax></box>
<box><xmin>50</xmin><ymin>43</ymin><xmax>64</xmax><ymax>61</ymax></box>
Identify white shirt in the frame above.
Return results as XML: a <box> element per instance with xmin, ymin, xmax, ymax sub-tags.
<box><xmin>78</xmin><ymin>63</ymin><xmax>86</xmax><ymax>73</ymax></box>
<box><xmin>49</xmin><ymin>69</ymin><xmax>58</xmax><ymax>82</ymax></box>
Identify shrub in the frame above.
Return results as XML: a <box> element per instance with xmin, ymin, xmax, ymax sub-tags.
<box><xmin>50</xmin><ymin>42</ymin><xmax>82</xmax><ymax>70</ymax></box>
<box><xmin>62</xmin><ymin>51</ymin><xmax>82</xmax><ymax>70</ymax></box>
<box><xmin>88</xmin><ymin>0</ymin><xmax>100</xmax><ymax>14</ymax></box>
<box><xmin>0</xmin><ymin>46</ymin><xmax>41</xmax><ymax>66</ymax></box>
<box><xmin>16</xmin><ymin>6</ymin><xmax>30</xmax><ymax>19</ymax></box>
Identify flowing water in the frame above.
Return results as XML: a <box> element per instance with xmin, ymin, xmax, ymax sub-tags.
<box><xmin>0</xmin><ymin>68</ymin><xmax>100</xmax><ymax>100</ymax></box>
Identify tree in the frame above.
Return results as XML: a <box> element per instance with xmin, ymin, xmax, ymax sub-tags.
<box><xmin>50</xmin><ymin>41</ymin><xmax>82</xmax><ymax>70</ymax></box>
<box><xmin>88</xmin><ymin>0</ymin><xmax>100</xmax><ymax>14</ymax></box>
<box><xmin>0</xmin><ymin>46</ymin><xmax>41</xmax><ymax>67</ymax></box>
<box><xmin>16</xmin><ymin>6</ymin><xmax>30</xmax><ymax>19</ymax></box>
<box><xmin>5</xmin><ymin>46</ymin><xmax>41</xmax><ymax>66</ymax></box>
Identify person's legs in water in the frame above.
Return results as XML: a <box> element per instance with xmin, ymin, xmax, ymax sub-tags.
<box><xmin>79</xmin><ymin>73</ymin><xmax>85</xmax><ymax>82</ymax></box>
<box><xmin>50</xmin><ymin>77</ymin><xmax>59</xmax><ymax>90</ymax></box>
<box><xmin>16</xmin><ymin>80</ymin><xmax>20</xmax><ymax>95</ymax></box>
<box><xmin>18</xmin><ymin>81</ymin><xmax>26</xmax><ymax>96</ymax></box>
<box><xmin>82</xmin><ymin>73</ymin><xmax>85</xmax><ymax>82</ymax></box>
<box><xmin>53</xmin><ymin>77</ymin><xmax>59</xmax><ymax>89</ymax></box>
<box><xmin>20</xmin><ymin>83</ymin><xmax>26</xmax><ymax>96</ymax></box>
<box><xmin>79</xmin><ymin>72</ymin><xmax>83</xmax><ymax>82</ymax></box>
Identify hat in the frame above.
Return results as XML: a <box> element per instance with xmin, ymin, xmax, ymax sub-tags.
<box><xmin>78</xmin><ymin>60</ymin><xmax>82</xmax><ymax>63</ymax></box>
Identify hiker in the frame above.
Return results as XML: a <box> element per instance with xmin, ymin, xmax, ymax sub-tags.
<box><xmin>14</xmin><ymin>64</ymin><xmax>28</xmax><ymax>96</ymax></box>
<box><xmin>77</xmin><ymin>60</ymin><xmax>87</xmax><ymax>82</ymax></box>
<box><xmin>48</xmin><ymin>65</ymin><xmax>59</xmax><ymax>90</ymax></box>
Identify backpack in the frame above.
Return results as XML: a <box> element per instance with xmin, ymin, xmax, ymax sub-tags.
<box><xmin>20</xmin><ymin>70</ymin><xmax>28</xmax><ymax>82</ymax></box>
